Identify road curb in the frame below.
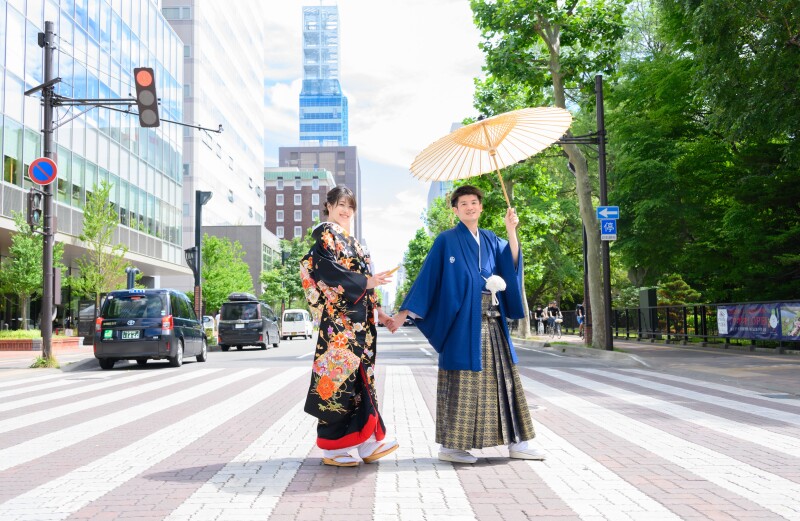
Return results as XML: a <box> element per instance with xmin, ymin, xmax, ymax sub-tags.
<box><xmin>513</xmin><ymin>337</ymin><xmax>648</xmax><ymax>367</ymax></box>
<box><xmin>61</xmin><ymin>356</ymin><xmax>99</xmax><ymax>372</ymax></box>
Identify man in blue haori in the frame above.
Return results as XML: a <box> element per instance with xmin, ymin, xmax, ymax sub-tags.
<box><xmin>389</xmin><ymin>185</ymin><xmax>545</xmax><ymax>464</ymax></box>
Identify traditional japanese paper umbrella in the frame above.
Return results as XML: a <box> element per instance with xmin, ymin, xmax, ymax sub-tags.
<box><xmin>410</xmin><ymin>107</ymin><xmax>573</xmax><ymax>206</ymax></box>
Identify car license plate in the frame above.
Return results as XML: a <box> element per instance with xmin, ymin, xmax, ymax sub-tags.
<box><xmin>122</xmin><ymin>330</ymin><xmax>140</xmax><ymax>340</ymax></box>
<box><xmin>235</xmin><ymin>324</ymin><xmax>244</xmax><ymax>329</ymax></box>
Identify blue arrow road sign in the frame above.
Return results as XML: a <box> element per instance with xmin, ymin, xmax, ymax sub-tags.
<box><xmin>29</xmin><ymin>157</ymin><xmax>58</xmax><ymax>186</ymax></box>
<box><xmin>600</xmin><ymin>219</ymin><xmax>617</xmax><ymax>241</ymax></box>
<box><xmin>596</xmin><ymin>205</ymin><xmax>620</xmax><ymax>219</ymax></box>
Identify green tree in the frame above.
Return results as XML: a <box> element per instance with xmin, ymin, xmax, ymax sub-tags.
<box><xmin>657</xmin><ymin>273</ymin><xmax>701</xmax><ymax>306</ymax></box>
<box><xmin>394</xmin><ymin>228</ymin><xmax>434</xmax><ymax>309</ymax></box>
<box><xmin>260</xmin><ymin>234</ymin><xmax>314</xmax><ymax>311</ymax></box>
<box><xmin>0</xmin><ymin>212</ymin><xmax>65</xmax><ymax>330</ymax></box>
<box><xmin>201</xmin><ymin>235</ymin><xmax>254</xmax><ymax>313</ymax></box>
<box><xmin>471</xmin><ymin>0</ymin><xmax>632</xmax><ymax>347</ymax></box>
<box><xmin>70</xmin><ymin>181</ymin><xmax>129</xmax><ymax>313</ymax></box>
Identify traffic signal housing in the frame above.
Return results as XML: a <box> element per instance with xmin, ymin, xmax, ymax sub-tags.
<box><xmin>133</xmin><ymin>67</ymin><xmax>160</xmax><ymax>128</ymax></box>
<box><xmin>27</xmin><ymin>189</ymin><xmax>43</xmax><ymax>230</ymax></box>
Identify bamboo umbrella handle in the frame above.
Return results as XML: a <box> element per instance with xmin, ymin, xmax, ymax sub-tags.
<box><xmin>490</xmin><ymin>154</ymin><xmax>512</xmax><ymax>207</ymax></box>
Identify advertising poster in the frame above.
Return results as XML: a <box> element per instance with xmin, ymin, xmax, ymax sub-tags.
<box><xmin>781</xmin><ymin>303</ymin><xmax>800</xmax><ymax>340</ymax></box>
<box><xmin>719</xmin><ymin>303</ymin><xmax>781</xmax><ymax>340</ymax></box>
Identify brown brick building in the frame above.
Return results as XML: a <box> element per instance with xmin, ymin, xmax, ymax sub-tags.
<box><xmin>263</xmin><ymin>168</ymin><xmax>336</xmax><ymax>240</ymax></box>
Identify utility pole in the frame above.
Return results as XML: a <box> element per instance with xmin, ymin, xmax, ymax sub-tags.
<box><xmin>596</xmin><ymin>75</ymin><xmax>613</xmax><ymax>350</ymax></box>
<box><xmin>40</xmin><ymin>22</ymin><xmax>56</xmax><ymax>359</ymax></box>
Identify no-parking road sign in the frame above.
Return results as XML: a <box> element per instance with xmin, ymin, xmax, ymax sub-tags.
<box><xmin>29</xmin><ymin>157</ymin><xmax>58</xmax><ymax>186</ymax></box>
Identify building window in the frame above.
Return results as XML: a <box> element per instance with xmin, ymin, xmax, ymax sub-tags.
<box><xmin>162</xmin><ymin>6</ymin><xmax>192</xmax><ymax>19</ymax></box>
<box><xmin>294</xmin><ymin>194</ymin><xmax>302</xmax><ymax>205</ymax></box>
<box><xmin>248</xmin><ymin>207</ymin><xmax>253</xmax><ymax>218</ymax></box>
<box><xmin>183</xmin><ymin>163</ymin><xmax>190</xmax><ymax>177</ymax></box>
<box><xmin>183</xmin><ymin>203</ymin><xmax>190</xmax><ymax>216</ymax></box>
<box><xmin>312</xmin><ymin>209</ymin><xmax>320</xmax><ymax>221</ymax></box>
<box><xmin>248</xmin><ymin>177</ymin><xmax>253</xmax><ymax>188</ymax></box>
<box><xmin>294</xmin><ymin>226</ymin><xmax>302</xmax><ymax>238</ymax></box>
<box><xmin>277</xmin><ymin>210</ymin><xmax>284</xmax><ymax>222</ymax></box>
<box><xmin>276</xmin><ymin>194</ymin><xmax>284</xmax><ymax>206</ymax></box>
<box><xmin>228</xmin><ymin>189</ymin><xmax>234</xmax><ymax>202</ymax></box>
<box><xmin>294</xmin><ymin>178</ymin><xmax>301</xmax><ymax>189</ymax></box>
<box><xmin>312</xmin><ymin>193</ymin><xmax>319</xmax><ymax>205</ymax></box>
<box><xmin>183</xmin><ymin>45</ymin><xmax>191</xmax><ymax>58</ymax></box>
<box><xmin>312</xmin><ymin>177</ymin><xmax>319</xmax><ymax>189</ymax></box>
<box><xmin>277</xmin><ymin>178</ymin><xmax>284</xmax><ymax>190</ymax></box>
<box><xmin>183</xmin><ymin>84</ymin><xmax>191</xmax><ymax>97</ymax></box>
<box><xmin>294</xmin><ymin>210</ymin><xmax>302</xmax><ymax>221</ymax></box>
<box><xmin>276</xmin><ymin>226</ymin><xmax>284</xmax><ymax>238</ymax></box>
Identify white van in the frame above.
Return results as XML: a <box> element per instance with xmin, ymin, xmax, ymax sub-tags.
<box><xmin>281</xmin><ymin>309</ymin><xmax>314</xmax><ymax>340</ymax></box>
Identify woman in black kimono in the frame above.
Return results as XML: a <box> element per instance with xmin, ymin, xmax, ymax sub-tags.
<box><xmin>300</xmin><ymin>186</ymin><xmax>398</xmax><ymax>467</ymax></box>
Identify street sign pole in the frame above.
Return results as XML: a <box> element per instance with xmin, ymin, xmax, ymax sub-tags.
<box><xmin>596</xmin><ymin>75</ymin><xmax>613</xmax><ymax>350</ymax></box>
<box><xmin>40</xmin><ymin>22</ymin><xmax>56</xmax><ymax>359</ymax></box>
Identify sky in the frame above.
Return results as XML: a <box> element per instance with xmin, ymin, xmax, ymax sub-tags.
<box><xmin>262</xmin><ymin>0</ymin><xmax>485</xmax><ymax>301</ymax></box>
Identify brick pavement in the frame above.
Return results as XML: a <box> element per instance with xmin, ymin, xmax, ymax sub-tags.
<box><xmin>0</xmin><ymin>334</ymin><xmax>799</xmax><ymax>520</ymax></box>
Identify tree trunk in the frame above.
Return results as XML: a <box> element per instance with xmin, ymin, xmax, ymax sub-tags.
<box><xmin>542</xmin><ymin>25</ymin><xmax>608</xmax><ymax>349</ymax></box>
<box><xmin>20</xmin><ymin>295</ymin><xmax>29</xmax><ymax>330</ymax></box>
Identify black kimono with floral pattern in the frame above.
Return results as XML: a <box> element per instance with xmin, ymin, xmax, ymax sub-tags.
<box><xmin>300</xmin><ymin>222</ymin><xmax>386</xmax><ymax>450</ymax></box>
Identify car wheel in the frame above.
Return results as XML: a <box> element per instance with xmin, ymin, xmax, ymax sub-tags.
<box><xmin>169</xmin><ymin>340</ymin><xmax>184</xmax><ymax>367</ymax></box>
<box><xmin>197</xmin><ymin>339</ymin><xmax>208</xmax><ymax>362</ymax></box>
<box><xmin>272</xmin><ymin>336</ymin><xmax>279</xmax><ymax>348</ymax></box>
<box><xmin>136</xmin><ymin>358</ymin><xmax>147</xmax><ymax>366</ymax></box>
<box><xmin>98</xmin><ymin>358</ymin><xmax>115</xmax><ymax>370</ymax></box>
<box><xmin>220</xmin><ymin>344</ymin><xmax>229</xmax><ymax>352</ymax></box>
<box><xmin>236</xmin><ymin>345</ymin><xmax>243</xmax><ymax>350</ymax></box>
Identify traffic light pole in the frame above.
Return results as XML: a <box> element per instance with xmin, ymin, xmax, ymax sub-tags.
<box><xmin>39</xmin><ymin>21</ymin><xmax>56</xmax><ymax>359</ymax></box>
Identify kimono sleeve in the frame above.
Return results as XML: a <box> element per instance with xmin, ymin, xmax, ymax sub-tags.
<box><xmin>494</xmin><ymin>236</ymin><xmax>526</xmax><ymax>320</ymax></box>
<box><xmin>309</xmin><ymin>224</ymin><xmax>367</xmax><ymax>304</ymax></box>
<box><xmin>401</xmin><ymin>234</ymin><xmax>462</xmax><ymax>353</ymax></box>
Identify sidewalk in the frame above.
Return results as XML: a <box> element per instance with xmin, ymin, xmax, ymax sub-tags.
<box><xmin>0</xmin><ymin>342</ymin><xmax>94</xmax><ymax>370</ymax></box>
<box><xmin>514</xmin><ymin>331</ymin><xmax>800</xmax><ymax>396</ymax></box>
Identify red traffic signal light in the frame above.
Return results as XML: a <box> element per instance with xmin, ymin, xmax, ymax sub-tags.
<box><xmin>133</xmin><ymin>67</ymin><xmax>160</xmax><ymax>128</ymax></box>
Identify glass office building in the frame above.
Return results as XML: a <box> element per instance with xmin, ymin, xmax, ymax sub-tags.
<box><xmin>300</xmin><ymin>4</ymin><xmax>348</xmax><ymax>146</ymax></box>
<box><xmin>0</xmin><ymin>0</ymin><xmax>187</xmax><ymax>327</ymax></box>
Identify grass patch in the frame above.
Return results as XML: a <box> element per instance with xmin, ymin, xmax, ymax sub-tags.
<box><xmin>0</xmin><ymin>330</ymin><xmax>42</xmax><ymax>339</ymax></box>
<box><xmin>30</xmin><ymin>356</ymin><xmax>60</xmax><ymax>369</ymax></box>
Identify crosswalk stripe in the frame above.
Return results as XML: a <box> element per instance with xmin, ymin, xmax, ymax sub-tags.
<box><xmin>164</xmin><ymin>402</ymin><xmax>316</xmax><ymax>520</ymax></box>
<box><xmin>526</xmin><ymin>422</ymin><xmax>682</xmax><ymax>520</ymax></box>
<box><xmin>520</xmin><ymin>373</ymin><xmax>800</xmax><ymax>519</ymax></box>
<box><xmin>622</xmin><ymin>368</ymin><xmax>800</xmax><ymax>408</ymax></box>
<box><xmin>0</xmin><ymin>372</ymin><xmax>69</xmax><ymax>389</ymax></box>
<box><xmin>374</xmin><ymin>366</ymin><xmax>476</xmax><ymax>521</ymax></box>
<box><xmin>539</xmin><ymin>368</ymin><xmax>800</xmax><ymax>458</ymax></box>
<box><xmin>0</xmin><ymin>369</ymin><xmax>222</xmax><ymax>435</ymax></box>
<box><xmin>0</xmin><ymin>369</ymin><xmax>172</xmax><ymax>413</ymax></box>
<box><xmin>0</xmin><ymin>367</ymin><xmax>308</xmax><ymax>521</ymax></box>
<box><xmin>0</xmin><ymin>372</ymin><xmax>123</xmax><ymax>399</ymax></box>
<box><xmin>0</xmin><ymin>368</ymin><xmax>257</xmax><ymax>472</ymax></box>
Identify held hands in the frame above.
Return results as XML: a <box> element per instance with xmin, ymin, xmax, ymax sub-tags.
<box><xmin>366</xmin><ymin>269</ymin><xmax>394</xmax><ymax>290</ymax></box>
<box><xmin>383</xmin><ymin>310</ymin><xmax>408</xmax><ymax>333</ymax></box>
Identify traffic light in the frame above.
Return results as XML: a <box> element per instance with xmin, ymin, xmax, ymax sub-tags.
<box><xmin>133</xmin><ymin>67</ymin><xmax>160</xmax><ymax>128</ymax></box>
<box><xmin>27</xmin><ymin>189</ymin><xmax>43</xmax><ymax>230</ymax></box>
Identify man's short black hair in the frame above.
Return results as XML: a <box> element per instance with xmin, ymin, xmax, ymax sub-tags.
<box><xmin>450</xmin><ymin>185</ymin><xmax>484</xmax><ymax>207</ymax></box>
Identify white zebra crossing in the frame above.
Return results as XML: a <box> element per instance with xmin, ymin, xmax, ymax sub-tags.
<box><xmin>0</xmin><ymin>372</ymin><xmax>72</xmax><ymax>390</ymax></box>
<box><xmin>0</xmin><ymin>369</ymin><xmax>255</xmax><ymax>472</ymax></box>
<box><xmin>0</xmin><ymin>367</ymin><xmax>307</xmax><ymax>521</ymax></box>
<box><xmin>0</xmin><ymin>369</ymin><xmax>222</xmax><ymax>434</ymax></box>
<box><xmin>165</xmin><ymin>402</ymin><xmax>316</xmax><ymax>521</ymax></box>
<box><xmin>521</xmin><ymin>372</ymin><xmax>800</xmax><ymax>519</ymax></box>
<box><xmin>539</xmin><ymin>368</ymin><xmax>800</xmax><ymax>457</ymax></box>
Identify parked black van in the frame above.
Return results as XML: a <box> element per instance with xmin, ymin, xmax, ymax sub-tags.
<box><xmin>217</xmin><ymin>292</ymin><xmax>280</xmax><ymax>351</ymax></box>
<box><xmin>94</xmin><ymin>289</ymin><xmax>207</xmax><ymax>369</ymax></box>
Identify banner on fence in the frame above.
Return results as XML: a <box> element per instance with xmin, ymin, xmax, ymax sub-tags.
<box><xmin>781</xmin><ymin>303</ymin><xmax>800</xmax><ymax>340</ymax></box>
<box><xmin>718</xmin><ymin>303</ymin><xmax>800</xmax><ymax>340</ymax></box>
<box><xmin>718</xmin><ymin>303</ymin><xmax>781</xmax><ymax>340</ymax></box>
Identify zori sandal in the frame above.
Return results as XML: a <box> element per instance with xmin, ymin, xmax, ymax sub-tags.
<box><xmin>358</xmin><ymin>440</ymin><xmax>399</xmax><ymax>463</ymax></box>
<box><xmin>322</xmin><ymin>453</ymin><xmax>360</xmax><ymax>467</ymax></box>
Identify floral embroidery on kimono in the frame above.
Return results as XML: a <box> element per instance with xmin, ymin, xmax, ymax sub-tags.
<box><xmin>301</xmin><ymin>222</ymin><xmax>385</xmax><ymax>449</ymax></box>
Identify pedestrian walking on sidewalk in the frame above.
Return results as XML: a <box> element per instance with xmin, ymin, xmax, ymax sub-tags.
<box><xmin>388</xmin><ymin>185</ymin><xmax>545</xmax><ymax>464</ymax></box>
<box><xmin>300</xmin><ymin>186</ymin><xmax>399</xmax><ymax>467</ymax></box>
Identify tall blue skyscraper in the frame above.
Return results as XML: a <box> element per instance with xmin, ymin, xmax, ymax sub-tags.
<box><xmin>300</xmin><ymin>4</ymin><xmax>348</xmax><ymax>146</ymax></box>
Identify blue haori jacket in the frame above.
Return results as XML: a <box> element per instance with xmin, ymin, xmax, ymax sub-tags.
<box><xmin>401</xmin><ymin>221</ymin><xmax>525</xmax><ymax>371</ymax></box>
